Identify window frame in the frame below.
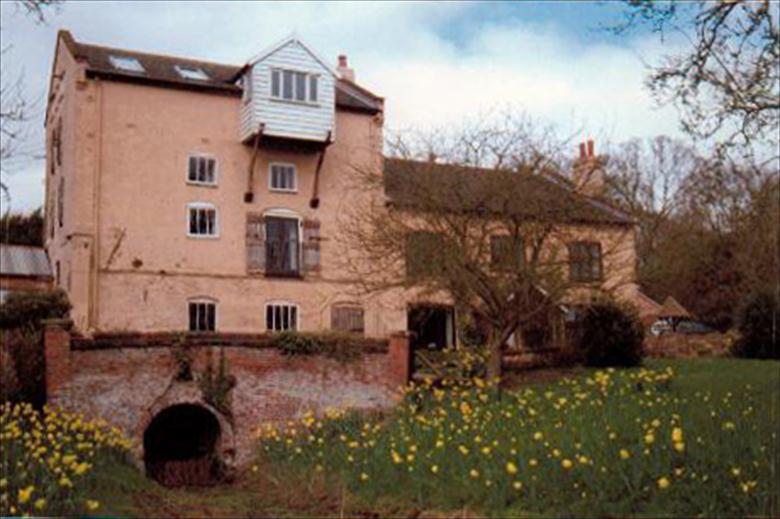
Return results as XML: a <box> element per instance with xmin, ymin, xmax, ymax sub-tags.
<box><xmin>490</xmin><ymin>234</ymin><xmax>525</xmax><ymax>272</ymax></box>
<box><xmin>186</xmin><ymin>153</ymin><xmax>219</xmax><ymax>187</ymax></box>
<box><xmin>108</xmin><ymin>55</ymin><xmax>145</xmax><ymax>73</ymax></box>
<box><xmin>331</xmin><ymin>304</ymin><xmax>365</xmax><ymax>335</ymax></box>
<box><xmin>270</xmin><ymin>67</ymin><xmax>319</xmax><ymax>105</ymax></box>
<box><xmin>242</xmin><ymin>70</ymin><xmax>253</xmax><ymax>105</ymax></box>
<box><xmin>268</xmin><ymin>162</ymin><xmax>298</xmax><ymax>193</ymax></box>
<box><xmin>263</xmin><ymin>209</ymin><xmax>303</xmax><ymax>277</ymax></box>
<box><xmin>186</xmin><ymin>202</ymin><xmax>219</xmax><ymax>239</ymax></box>
<box><xmin>568</xmin><ymin>241</ymin><xmax>603</xmax><ymax>283</ymax></box>
<box><xmin>174</xmin><ymin>65</ymin><xmax>209</xmax><ymax>81</ymax></box>
<box><xmin>265</xmin><ymin>301</ymin><xmax>299</xmax><ymax>332</ymax></box>
<box><xmin>188</xmin><ymin>297</ymin><xmax>217</xmax><ymax>332</ymax></box>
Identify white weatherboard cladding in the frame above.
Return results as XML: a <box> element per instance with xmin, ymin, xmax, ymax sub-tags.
<box><xmin>240</xmin><ymin>40</ymin><xmax>335</xmax><ymax>142</ymax></box>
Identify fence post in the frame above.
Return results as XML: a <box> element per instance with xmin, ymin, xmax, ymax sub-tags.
<box><xmin>388</xmin><ymin>331</ymin><xmax>411</xmax><ymax>387</ymax></box>
<box><xmin>43</xmin><ymin>318</ymin><xmax>73</xmax><ymax>399</ymax></box>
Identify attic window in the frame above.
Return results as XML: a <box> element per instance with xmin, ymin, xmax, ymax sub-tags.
<box><xmin>271</xmin><ymin>68</ymin><xmax>318</xmax><ymax>103</ymax></box>
<box><xmin>108</xmin><ymin>55</ymin><xmax>145</xmax><ymax>73</ymax></box>
<box><xmin>175</xmin><ymin>65</ymin><xmax>209</xmax><ymax>81</ymax></box>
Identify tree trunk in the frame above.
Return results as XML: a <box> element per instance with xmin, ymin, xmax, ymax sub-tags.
<box><xmin>486</xmin><ymin>339</ymin><xmax>503</xmax><ymax>381</ymax></box>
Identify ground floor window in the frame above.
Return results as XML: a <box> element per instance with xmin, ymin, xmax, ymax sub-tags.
<box><xmin>189</xmin><ymin>299</ymin><xmax>216</xmax><ymax>332</ymax></box>
<box><xmin>331</xmin><ymin>305</ymin><xmax>365</xmax><ymax>334</ymax></box>
<box><xmin>266</xmin><ymin>302</ymin><xmax>298</xmax><ymax>332</ymax></box>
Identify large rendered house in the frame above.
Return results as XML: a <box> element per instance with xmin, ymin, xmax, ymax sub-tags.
<box><xmin>44</xmin><ymin>31</ymin><xmax>640</xmax><ymax>350</ymax></box>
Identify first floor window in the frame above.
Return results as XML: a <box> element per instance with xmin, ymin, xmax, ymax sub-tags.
<box><xmin>188</xmin><ymin>155</ymin><xmax>217</xmax><ymax>185</ymax></box>
<box><xmin>265</xmin><ymin>216</ymin><xmax>300</xmax><ymax>275</ymax></box>
<box><xmin>269</xmin><ymin>163</ymin><xmax>297</xmax><ymax>191</ymax></box>
<box><xmin>490</xmin><ymin>235</ymin><xmax>524</xmax><ymax>271</ymax></box>
<box><xmin>331</xmin><ymin>305</ymin><xmax>365</xmax><ymax>334</ymax></box>
<box><xmin>188</xmin><ymin>203</ymin><xmax>218</xmax><ymax>237</ymax></box>
<box><xmin>406</xmin><ymin>231</ymin><xmax>446</xmax><ymax>278</ymax></box>
<box><xmin>266</xmin><ymin>302</ymin><xmax>298</xmax><ymax>332</ymax></box>
<box><xmin>189</xmin><ymin>300</ymin><xmax>216</xmax><ymax>332</ymax></box>
<box><xmin>568</xmin><ymin>241</ymin><xmax>603</xmax><ymax>282</ymax></box>
<box><xmin>57</xmin><ymin>177</ymin><xmax>64</xmax><ymax>227</ymax></box>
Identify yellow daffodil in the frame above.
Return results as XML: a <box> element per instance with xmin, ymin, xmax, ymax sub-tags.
<box><xmin>506</xmin><ymin>461</ymin><xmax>518</xmax><ymax>475</ymax></box>
<box><xmin>561</xmin><ymin>459</ymin><xmax>573</xmax><ymax>469</ymax></box>
<box><xmin>469</xmin><ymin>469</ymin><xmax>480</xmax><ymax>479</ymax></box>
<box><xmin>657</xmin><ymin>477</ymin><xmax>670</xmax><ymax>490</ymax></box>
<box><xmin>671</xmin><ymin>427</ymin><xmax>683</xmax><ymax>443</ymax></box>
<box><xmin>620</xmin><ymin>449</ymin><xmax>630</xmax><ymax>460</ymax></box>
<box><xmin>17</xmin><ymin>486</ymin><xmax>34</xmax><ymax>504</ymax></box>
<box><xmin>86</xmin><ymin>499</ymin><xmax>100</xmax><ymax>511</ymax></box>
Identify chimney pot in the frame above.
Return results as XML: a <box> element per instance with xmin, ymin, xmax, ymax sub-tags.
<box><xmin>337</xmin><ymin>54</ymin><xmax>355</xmax><ymax>82</ymax></box>
<box><xmin>587</xmin><ymin>139</ymin><xmax>594</xmax><ymax>157</ymax></box>
<box><xmin>579</xmin><ymin>142</ymin><xmax>587</xmax><ymax>159</ymax></box>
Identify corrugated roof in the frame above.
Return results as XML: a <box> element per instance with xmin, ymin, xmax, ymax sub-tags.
<box><xmin>58</xmin><ymin>30</ymin><xmax>383</xmax><ymax>114</ymax></box>
<box><xmin>383</xmin><ymin>158</ymin><xmax>634</xmax><ymax>225</ymax></box>
<box><xmin>0</xmin><ymin>244</ymin><xmax>52</xmax><ymax>278</ymax></box>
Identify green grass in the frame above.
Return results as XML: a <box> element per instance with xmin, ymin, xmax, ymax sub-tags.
<box><xmin>27</xmin><ymin>358</ymin><xmax>779</xmax><ymax>518</ymax></box>
<box><xmin>259</xmin><ymin>358</ymin><xmax>780</xmax><ymax>517</ymax></box>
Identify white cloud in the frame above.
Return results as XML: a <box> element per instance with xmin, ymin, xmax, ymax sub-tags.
<box><xmin>0</xmin><ymin>1</ymin><xmax>686</xmax><ymax>212</ymax></box>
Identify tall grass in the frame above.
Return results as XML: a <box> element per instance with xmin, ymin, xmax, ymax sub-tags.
<box><xmin>258</xmin><ymin>360</ymin><xmax>779</xmax><ymax>517</ymax></box>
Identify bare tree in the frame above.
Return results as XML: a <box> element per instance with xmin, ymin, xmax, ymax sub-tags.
<box><xmin>604</xmin><ymin>136</ymin><xmax>700</xmax><ymax>271</ymax></box>
<box><xmin>0</xmin><ymin>0</ymin><xmax>61</xmax><ymax>198</ymax></box>
<box><xmin>339</xmin><ymin>115</ymin><xmax>636</xmax><ymax>379</ymax></box>
<box><xmin>612</xmin><ymin>1</ymin><xmax>779</xmax><ymax>157</ymax></box>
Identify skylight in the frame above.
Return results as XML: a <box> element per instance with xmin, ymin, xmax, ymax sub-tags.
<box><xmin>108</xmin><ymin>55</ymin><xmax>145</xmax><ymax>73</ymax></box>
<box><xmin>175</xmin><ymin>65</ymin><xmax>209</xmax><ymax>81</ymax></box>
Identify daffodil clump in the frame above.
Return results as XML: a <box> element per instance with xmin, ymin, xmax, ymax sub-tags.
<box><xmin>257</xmin><ymin>362</ymin><xmax>778</xmax><ymax>516</ymax></box>
<box><xmin>0</xmin><ymin>402</ymin><xmax>132</xmax><ymax>517</ymax></box>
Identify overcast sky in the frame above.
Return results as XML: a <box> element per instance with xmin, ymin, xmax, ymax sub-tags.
<box><xmin>0</xmin><ymin>0</ymin><xmax>688</xmax><ymax>212</ymax></box>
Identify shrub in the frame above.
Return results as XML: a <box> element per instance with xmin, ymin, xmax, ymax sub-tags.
<box><xmin>274</xmin><ymin>331</ymin><xmax>371</xmax><ymax>361</ymax></box>
<box><xmin>276</xmin><ymin>331</ymin><xmax>319</xmax><ymax>356</ymax></box>
<box><xmin>732</xmin><ymin>289</ymin><xmax>778</xmax><ymax>359</ymax></box>
<box><xmin>579</xmin><ymin>301</ymin><xmax>644</xmax><ymax>367</ymax></box>
<box><xmin>1</xmin><ymin>328</ymin><xmax>46</xmax><ymax>407</ymax></box>
<box><xmin>0</xmin><ymin>289</ymin><xmax>71</xmax><ymax>330</ymax></box>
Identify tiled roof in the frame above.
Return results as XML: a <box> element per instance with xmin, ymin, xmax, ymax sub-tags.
<box><xmin>383</xmin><ymin>158</ymin><xmax>634</xmax><ymax>225</ymax></box>
<box><xmin>0</xmin><ymin>244</ymin><xmax>52</xmax><ymax>278</ymax></box>
<box><xmin>58</xmin><ymin>30</ymin><xmax>383</xmax><ymax>113</ymax></box>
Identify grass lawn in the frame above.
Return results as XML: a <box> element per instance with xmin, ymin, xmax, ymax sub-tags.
<box><xmin>5</xmin><ymin>358</ymin><xmax>778</xmax><ymax>517</ymax></box>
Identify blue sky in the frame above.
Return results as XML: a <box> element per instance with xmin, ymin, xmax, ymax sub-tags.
<box><xmin>0</xmin><ymin>1</ymin><xmax>688</xmax><ymax>212</ymax></box>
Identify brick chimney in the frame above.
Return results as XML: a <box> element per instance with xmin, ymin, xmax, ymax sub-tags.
<box><xmin>572</xmin><ymin>139</ymin><xmax>605</xmax><ymax>197</ymax></box>
<box><xmin>337</xmin><ymin>54</ymin><xmax>355</xmax><ymax>82</ymax></box>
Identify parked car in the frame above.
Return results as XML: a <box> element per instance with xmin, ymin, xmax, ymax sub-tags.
<box><xmin>649</xmin><ymin>320</ymin><xmax>673</xmax><ymax>336</ymax></box>
<box><xmin>675</xmin><ymin>320</ymin><xmax>716</xmax><ymax>335</ymax></box>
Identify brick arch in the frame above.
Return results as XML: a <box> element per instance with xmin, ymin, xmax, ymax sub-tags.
<box><xmin>136</xmin><ymin>383</ymin><xmax>236</xmax><ymax>477</ymax></box>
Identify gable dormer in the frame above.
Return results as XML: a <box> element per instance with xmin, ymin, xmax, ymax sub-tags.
<box><xmin>239</xmin><ymin>35</ymin><xmax>337</xmax><ymax>144</ymax></box>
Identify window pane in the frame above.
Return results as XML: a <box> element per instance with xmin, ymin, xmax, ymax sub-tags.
<box><xmin>207</xmin><ymin>210</ymin><xmax>215</xmax><ymax>235</ymax></box>
<box><xmin>309</xmin><ymin>75</ymin><xmax>317</xmax><ymax>102</ymax></box>
<box><xmin>206</xmin><ymin>304</ymin><xmax>215</xmax><ymax>331</ymax></box>
<box><xmin>295</xmin><ymin>72</ymin><xmax>306</xmax><ymax>101</ymax></box>
<box><xmin>189</xmin><ymin>303</ymin><xmax>197</xmax><ymax>331</ymax></box>
<box><xmin>189</xmin><ymin>209</ymin><xmax>198</xmax><ymax>234</ymax></box>
<box><xmin>195</xmin><ymin>303</ymin><xmax>204</xmax><ymax>331</ymax></box>
<box><xmin>290</xmin><ymin>306</ymin><xmax>297</xmax><ymax>331</ymax></box>
<box><xmin>271</xmin><ymin>70</ymin><xmax>279</xmax><ymax>98</ymax></box>
<box><xmin>266</xmin><ymin>305</ymin><xmax>273</xmax><ymax>330</ymax></box>
<box><xmin>274</xmin><ymin>305</ymin><xmax>282</xmax><ymax>330</ymax></box>
<box><xmin>282</xmin><ymin>70</ymin><xmax>293</xmax><ymax>99</ymax></box>
<box><xmin>206</xmin><ymin>158</ymin><xmax>215</xmax><ymax>183</ymax></box>
<box><xmin>282</xmin><ymin>305</ymin><xmax>289</xmax><ymax>330</ymax></box>
<box><xmin>188</xmin><ymin>156</ymin><xmax>197</xmax><ymax>181</ymax></box>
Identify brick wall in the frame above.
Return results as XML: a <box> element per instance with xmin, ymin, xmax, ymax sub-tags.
<box><xmin>44</xmin><ymin>322</ymin><xmax>410</xmax><ymax>468</ymax></box>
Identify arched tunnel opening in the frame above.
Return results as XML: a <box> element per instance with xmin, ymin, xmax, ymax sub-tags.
<box><xmin>143</xmin><ymin>404</ymin><xmax>223</xmax><ymax>487</ymax></box>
